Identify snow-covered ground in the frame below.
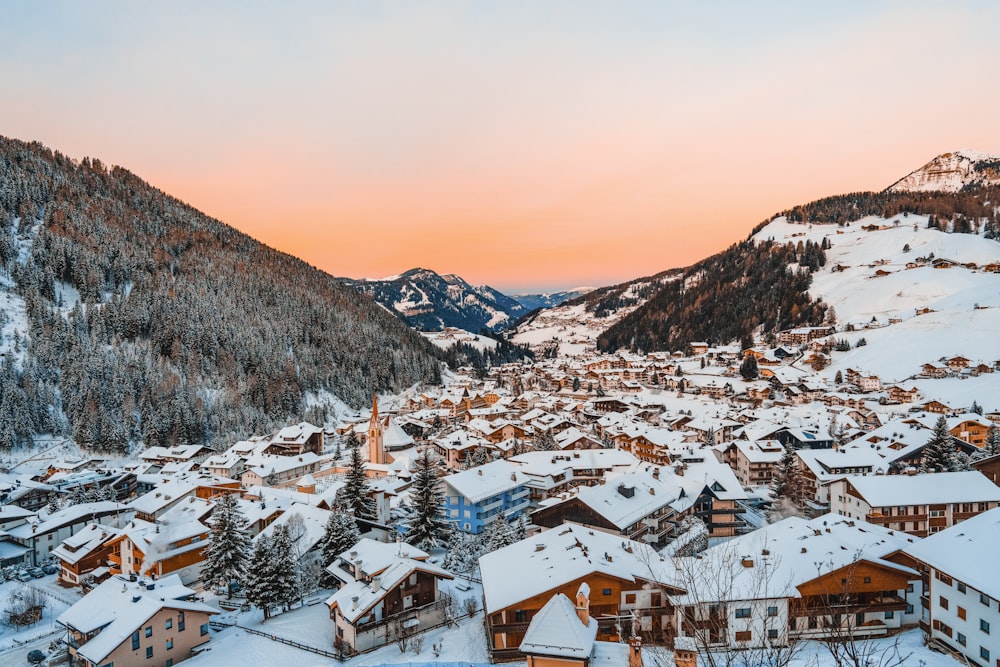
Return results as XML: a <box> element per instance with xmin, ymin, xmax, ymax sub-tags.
<box><xmin>422</xmin><ymin>329</ymin><xmax>499</xmax><ymax>352</ymax></box>
<box><xmin>0</xmin><ymin>574</ymin><xmax>78</xmax><ymax>654</ymax></box>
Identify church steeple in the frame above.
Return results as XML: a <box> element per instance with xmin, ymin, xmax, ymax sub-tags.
<box><xmin>368</xmin><ymin>393</ymin><xmax>385</xmax><ymax>465</ymax></box>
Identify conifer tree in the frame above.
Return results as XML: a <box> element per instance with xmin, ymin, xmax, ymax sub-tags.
<box><xmin>533</xmin><ymin>430</ymin><xmax>558</xmax><ymax>452</ymax></box>
<box><xmin>406</xmin><ymin>450</ymin><xmax>450</xmax><ymax>550</ymax></box>
<box><xmin>986</xmin><ymin>424</ymin><xmax>1000</xmax><ymax>458</ymax></box>
<box><xmin>318</xmin><ymin>508</ymin><xmax>361</xmax><ymax>588</ymax></box>
<box><xmin>245</xmin><ymin>536</ymin><xmax>278</xmax><ymax>621</ymax></box>
<box><xmin>484</xmin><ymin>516</ymin><xmax>516</xmax><ymax>552</ymax></box>
<box><xmin>269</xmin><ymin>524</ymin><xmax>299</xmax><ymax>610</ymax></box>
<box><xmin>201</xmin><ymin>492</ymin><xmax>251</xmax><ymax>599</ymax></box>
<box><xmin>739</xmin><ymin>354</ymin><xmax>759</xmax><ymax>380</ymax></box>
<box><xmin>771</xmin><ymin>443</ymin><xmax>807</xmax><ymax>517</ymax></box>
<box><xmin>920</xmin><ymin>416</ymin><xmax>957</xmax><ymax>473</ymax></box>
<box><xmin>339</xmin><ymin>444</ymin><xmax>375</xmax><ymax>521</ymax></box>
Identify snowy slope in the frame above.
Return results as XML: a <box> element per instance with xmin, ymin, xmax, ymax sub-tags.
<box><xmin>753</xmin><ymin>214</ymin><xmax>1000</xmax><ymax>408</ymax></box>
<box><xmin>887</xmin><ymin>150</ymin><xmax>1000</xmax><ymax>192</ymax></box>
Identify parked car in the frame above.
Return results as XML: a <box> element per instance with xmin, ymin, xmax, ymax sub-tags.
<box><xmin>29</xmin><ymin>567</ymin><xmax>45</xmax><ymax>578</ymax></box>
<box><xmin>27</xmin><ymin>649</ymin><xmax>46</xmax><ymax>665</ymax></box>
<box><xmin>16</xmin><ymin>571</ymin><xmax>32</xmax><ymax>582</ymax></box>
<box><xmin>41</xmin><ymin>563</ymin><xmax>58</xmax><ymax>575</ymax></box>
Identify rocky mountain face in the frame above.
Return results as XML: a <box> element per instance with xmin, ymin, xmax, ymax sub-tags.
<box><xmin>340</xmin><ymin>268</ymin><xmax>528</xmax><ymax>332</ymax></box>
<box><xmin>0</xmin><ymin>136</ymin><xmax>442</xmax><ymax>452</ymax></box>
<box><xmin>887</xmin><ymin>150</ymin><xmax>1000</xmax><ymax>193</ymax></box>
<box><xmin>511</xmin><ymin>289</ymin><xmax>591</xmax><ymax>312</ymax></box>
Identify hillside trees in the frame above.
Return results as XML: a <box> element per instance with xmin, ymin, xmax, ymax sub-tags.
<box><xmin>0</xmin><ymin>136</ymin><xmax>443</xmax><ymax>452</ymax></box>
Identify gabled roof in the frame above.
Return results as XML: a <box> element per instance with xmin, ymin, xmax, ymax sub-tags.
<box><xmin>841</xmin><ymin>471</ymin><xmax>1000</xmax><ymax>507</ymax></box>
<box><xmin>906</xmin><ymin>507</ymin><xmax>1000</xmax><ymax>600</ymax></box>
<box><xmin>519</xmin><ymin>593</ymin><xmax>597</xmax><ymax>659</ymax></box>
<box><xmin>442</xmin><ymin>460</ymin><xmax>528</xmax><ymax>503</ymax></box>
<box><xmin>479</xmin><ymin>524</ymin><xmax>680</xmax><ymax>612</ymax></box>
<box><xmin>56</xmin><ymin>574</ymin><xmax>216</xmax><ymax>664</ymax></box>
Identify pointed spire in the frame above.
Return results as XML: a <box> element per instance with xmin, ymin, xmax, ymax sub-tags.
<box><xmin>371</xmin><ymin>392</ymin><xmax>379</xmax><ymax>421</ymax></box>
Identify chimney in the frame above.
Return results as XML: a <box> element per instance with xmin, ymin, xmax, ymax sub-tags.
<box><xmin>629</xmin><ymin>635</ymin><xmax>644</xmax><ymax>667</ymax></box>
<box><xmin>741</xmin><ymin>557</ymin><xmax>754</xmax><ymax>568</ymax></box>
<box><xmin>674</xmin><ymin>636</ymin><xmax>698</xmax><ymax>667</ymax></box>
<box><xmin>351</xmin><ymin>596</ymin><xmax>359</xmax><ymax>610</ymax></box>
<box><xmin>576</xmin><ymin>582</ymin><xmax>591</xmax><ymax>626</ymax></box>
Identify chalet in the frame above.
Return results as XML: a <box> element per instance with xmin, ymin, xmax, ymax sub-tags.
<box><xmin>795</xmin><ymin>447</ymin><xmax>889</xmax><ymax>512</ymax></box>
<box><xmin>553</xmin><ymin>427</ymin><xmax>603</xmax><ymax>451</ymax></box>
<box><xmin>829</xmin><ymin>471</ymin><xmax>1000</xmax><ymax>537</ymax></box>
<box><xmin>107</xmin><ymin>511</ymin><xmax>210</xmax><ymax>585</ymax></box>
<box><xmin>0</xmin><ymin>475</ymin><xmax>62</xmax><ymax>511</ymax></box>
<box><xmin>972</xmin><ymin>453</ymin><xmax>1000</xmax><ymax>486</ymax></box>
<box><xmin>264</xmin><ymin>421</ymin><xmax>324</xmax><ymax>456</ymax></box>
<box><xmin>945</xmin><ymin>356</ymin><xmax>971</xmax><ymax>372</ymax></box>
<box><xmin>508</xmin><ymin>449</ymin><xmax>638</xmax><ymax>502</ymax></box>
<box><xmin>905</xmin><ymin>507</ymin><xmax>1000</xmax><ymax>666</ymax></box>
<box><xmin>728</xmin><ymin>440</ymin><xmax>784</xmax><ymax>487</ymax></box>
<box><xmin>921</xmin><ymin>363</ymin><xmax>950</xmax><ymax>379</ymax></box>
<box><xmin>531</xmin><ymin>471</ymin><xmax>687</xmax><ymax>547</ymax></box>
<box><xmin>674</xmin><ymin>514</ymin><xmax>921</xmax><ymax>651</ymax></box>
<box><xmin>886</xmin><ymin>386</ymin><xmax>920</xmax><ymax>403</ymax></box>
<box><xmin>325</xmin><ymin>539</ymin><xmax>454</xmax><ymax>654</ymax></box>
<box><xmin>241</xmin><ymin>452</ymin><xmax>322</xmax><ymax>487</ymax></box>
<box><xmin>52</xmin><ymin>523</ymin><xmax>120</xmax><ymax>587</ymax></box>
<box><xmin>139</xmin><ymin>445</ymin><xmax>213</xmax><ymax>467</ymax></box>
<box><xmin>5</xmin><ymin>501</ymin><xmax>132</xmax><ymax>567</ymax></box>
<box><xmin>57</xmin><ymin>573</ymin><xmax>217</xmax><ymax>667</ymax></box>
<box><xmin>442</xmin><ymin>460</ymin><xmax>530</xmax><ymax>534</ymax></box>
<box><xmin>774</xmin><ymin>427</ymin><xmax>833</xmax><ymax>450</ymax></box>
<box><xmin>480</xmin><ymin>524</ymin><xmax>684</xmax><ymax>662</ymax></box>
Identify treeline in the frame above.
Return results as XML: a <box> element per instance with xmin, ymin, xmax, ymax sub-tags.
<box><xmin>0</xmin><ymin>136</ymin><xmax>441</xmax><ymax>452</ymax></box>
<box><xmin>750</xmin><ymin>186</ymin><xmax>1000</xmax><ymax>234</ymax></box>
<box><xmin>564</xmin><ymin>269</ymin><xmax>682</xmax><ymax>319</ymax></box>
<box><xmin>438</xmin><ymin>332</ymin><xmax>533</xmax><ymax>370</ymax></box>
<box><xmin>597</xmin><ymin>240</ymin><xmax>829</xmax><ymax>353</ymax></box>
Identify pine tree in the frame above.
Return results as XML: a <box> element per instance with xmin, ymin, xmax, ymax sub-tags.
<box><xmin>245</xmin><ymin>536</ymin><xmax>278</xmax><ymax>621</ymax></box>
<box><xmin>533</xmin><ymin>430</ymin><xmax>557</xmax><ymax>452</ymax></box>
<box><xmin>201</xmin><ymin>493</ymin><xmax>251</xmax><ymax>599</ymax></box>
<box><xmin>269</xmin><ymin>524</ymin><xmax>299</xmax><ymax>610</ymax></box>
<box><xmin>920</xmin><ymin>416</ymin><xmax>957</xmax><ymax>473</ymax></box>
<box><xmin>739</xmin><ymin>355</ymin><xmax>758</xmax><ymax>380</ymax></box>
<box><xmin>771</xmin><ymin>443</ymin><xmax>807</xmax><ymax>518</ymax></box>
<box><xmin>318</xmin><ymin>508</ymin><xmax>361</xmax><ymax>588</ymax></box>
<box><xmin>484</xmin><ymin>516</ymin><xmax>516</xmax><ymax>552</ymax></box>
<box><xmin>406</xmin><ymin>450</ymin><xmax>450</xmax><ymax>550</ymax></box>
<box><xmin>339</xmin><ymin>445</ymin><xmax>375</xmax><ymax>521</ymax></box>
<box><xmin>986</xmin><ymin>424</ymin><xmax>1000</xmax><ymax>457</ymax></box>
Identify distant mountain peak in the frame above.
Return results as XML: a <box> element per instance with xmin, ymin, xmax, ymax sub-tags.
<box><xmin>887</xmin><ymin>150</ymin><xmax>1000</xmax><ymax>193</ymax></box>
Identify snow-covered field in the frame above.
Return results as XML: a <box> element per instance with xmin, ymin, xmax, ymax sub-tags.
<box><xmin>422</xmin><ymin>329</ymin><xmax>499</xmax><ymax>352</ymax></box>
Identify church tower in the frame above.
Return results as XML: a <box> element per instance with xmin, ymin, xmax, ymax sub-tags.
<box><xmin>368</xmin><ymin>393</ymin><xmax>385</xmax><ymax>465</ymax></box>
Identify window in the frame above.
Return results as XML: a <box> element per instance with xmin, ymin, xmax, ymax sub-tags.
<box><xmin>132</xmin><ymin>631</ymin><xmax>140</xmax><ymax>650</ymax></box>
<box><xmin>940</xmin><ymin>596</ymin><xmax>950</xmax><ymax>610</ymax></box>
<box><xmin>957</xmin><ymin>632</ymin><xmax>967</xmax><ymax>646</ymax></box>
<box><xmin>981</xmin><ymin>593</ymin><xmax>991</xmax><ymax>607</ymax></box>
<box><xmin>907</xmin><ymin>584</ymin><xmax>914</xmax><ymax>593</ymax></box>
<box><xmin>602</xmin><ymin>588</ymin><xmax>612</xmax><ymax>596</ymax></box>
<box><xmin>166</xmin><ymin>618</ymin><xmax>172</xmax><ymax>630</ymax></box>
<box><xmin>515</xmin><ymin>610</ymin><xmax>528</xmax><ymax>623</ymax></box>
<box><xmin>767</xmin><ymin>606</ymin><xmax>778</xmax><ymax>617</ymax></box>
<box><xmin>146</xmin><ymin>647</ymin><xmax>153</xmax><ymax>659</ymax></box>
<box><xmin>166</xmin><ymin>661</ymin><xmax>173</xmax><ymax>667</ymax></box>
<box><xmin>982</xmin><ymin>647</ymin><xmax>990</xmax><ymax>662</ymax></box>
<box><xmin>735</xmin><ymin>631</ymin><xmax>752</xmax><ymax>642</ymax></box>
<box><xmin>768</xmin><ymin>629</ymin><xmax>779</xmax><ymax>640</ymax></box>
<box><xmin>166</xmin><ymin>639</ymin><xmax>173</xmax><ymax>650</ymax></box>
<box><xmin>625</xmin><ymin>593</ymin><xmax>636</xmax><ymax>604</ymax></box>
<box><xmin>863</xmin><ymin>577</ymin><xmax>871</xmax><ymax>584</ymax></box>
<box><xmin>200</xmin><ymin>623</ymin><xmax>209</xmax><ymax>637</ymax></box>
<box><xmin>885</xmin><ymin>611</ymin><xmax>894</xmax><ymax>619</ymax></box>
<box><xmin>982</xmin><ymin>619</ymin><xmax>990</xmax><ymax>634</ymax></box>
<box><xmin>907</xmin><ymin>604</ymin><xmax>914</xmax><ymax>614</ymax></box>
<box><xmin>735</xmin><ymin>608</ymin><xmax>751</xmax><ymax>619</ymax></box>
<box><xmin>145</xmin><ymin>626</ymin><xmax>152</xmax><ymax>638</ymax></box>
<box><xmin>178</xmin><ymin>613</ymin><xmax>185</xmax><ymax>631</ymax></box>
<box><xmin>958</xmin><ymin>583</ymin><xmax>967</xmax><ymax>594</ymax></box>
<box><xmin>958</xmin><ymin>607</ymin><xmax>966</xmax><ymax>621</ymax></box>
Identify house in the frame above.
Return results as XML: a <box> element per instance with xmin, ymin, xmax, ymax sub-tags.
<box><xmin>57</xmin><ymin>573</ymin><xmax>217</xmax><ymax>667</ymax></box>
<box><xmin>829</xmin><ymin>471</ymin><xmax>1000</xmax><ymax>536</ymax></box>
<box><xmin>107</xmin><ymin>514</ymin><xmax>210</xmax><ymax>585</ymax></box>
<box><xmin>480</xmin><ymin>524</ymin><xmax>684</xmax><ymax>662</ymax></box>
<box><xmin>4</xmin><ymin>501</ymin><xmax>132</xmax><ymax>567</ymax></box>
<box><xmin>264</xmin><ymin>421</ymin><xmax>324</xmax><ymax>456</ymax></box>
<box><xmin>673</xmin><ymin>513</ymin><xmax>921</xmax><ymax>651</ymax></box>
<box><xmin>52</xmin><ymin>523</ymin><xmax>120</xmax><ymax>588</ymax></box>
<box><xmin>727</xmin><ymin>440</ymin><xmax>784</xmax><ymax>487</ymax></box>
<box><xmin>442</xmin><ymin>460</ymin><xmax>531</xmax><ymax>534</ymax></box>
<box><xmin>325</xmin><ymin>539</ymin><xmax>454</xmax><ymax>654</ymax></box>
<box><xmin>519</xmin><ymin>584</ymin><xmax>644</xmax><ymax>667</ymax></box>
<box><xmin>255</xmin><ymin>502</ymin><xmax>331</xmax><ymax>572</ymax></box>
<box><xmin>905</xmin><ymin>507</ymin><xmax>1000</xmax><ymax>665</ymax></box>
<box><xmin>240</xmin><ymin>452</ymin><xmax>322</xmax><ymax>487</ymax></box>
<box><xmin>530</xmin><ymin>471</ymin><xmax>687</xmax><ymax>547</ymax></box>
<box><xmin>795</xmin><ymin>447</ymin><xmax>889</xmax><ymax>512</ymax></box>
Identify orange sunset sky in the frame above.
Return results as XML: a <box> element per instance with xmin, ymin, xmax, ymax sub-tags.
<box><xmin>2</xmin><ymin>2</ymin><xmax>999</xmax><ymax>292</ymax></box>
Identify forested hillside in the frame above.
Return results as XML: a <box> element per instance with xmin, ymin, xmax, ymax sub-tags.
<box><xmin>597</xmin><ymin>240</ymin><xmax>830</xmax><ymax>353</ymax></box>
<box><xmin>0</xmin><ymin>137</ymin><xmax>441</xmax><ymax>452</ymax></box>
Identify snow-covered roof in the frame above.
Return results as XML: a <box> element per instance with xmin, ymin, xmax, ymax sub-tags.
<box><xmin>841</xmin><ymin>471</ymin><xmax>1000</xmax><ymax>507</ymax></box>
<box><xmin>566</xmin><ymin>472</ymin><xmax>682</xmax><ymax>530</ymax></box>
<box><xmin>56</xmin><ymin>574</ymin><xmax>216</xmax><ymax>664</ymax></box>
<box><xmin>7</xmin><ymin>501</ymin><xmax>129</xmax><ymax>539</ymax></box>
<box><xmin>519</xmin><ymin>592</ymin><xmax>597</xmax><ymax>659</ymax></box>
<box><xmin>256</xmin><ymin>502</ymin><xmax>331</xmax><ymax>555</ymax></box>
<box><xmin>905</xmin><ymin>507</ymin><xmax>1000</xmax><ymax>600</ymax></box>
<box><xmin>479</xmin><ymin>524</ymin><xmax>678</xmax><ymax>613</ymax></box>
<box><xmin>442</xmin><ymin>460</ymin><xmax>528</xmax><ymax>503</ymax></box>
<box><xmin>674</xmin><ymin>513</ymin><xmax>919</xmax><ymax>603</ymax></box>
<box><xmin>51</xmin><ymin>523</ymin><xmax>119</xmax><ymax>566</ymax></box>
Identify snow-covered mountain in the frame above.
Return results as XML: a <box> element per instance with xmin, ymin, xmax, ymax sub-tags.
<box><xmin>511</xmin><ymin>289</ymin><xmax>592</xmax><ymax>312</ymax></box>
<box><xmin>340</xmin><ymin>268</ymin><xmax>528</xmax><ymax>332</ymax></box>
<box><xmin>887</xmin><ymin>150</ymin><xmax>1000</xmax><ymax>192</ymax></box>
